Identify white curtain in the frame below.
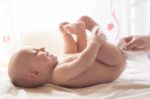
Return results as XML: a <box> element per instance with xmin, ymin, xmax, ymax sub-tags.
<box><xmin>0</xmin><ymin>0</ymin><xmax>132</xmax><ymax>67</ymax></box>
<box><xmin>0</xmin><ymin>0</ymin><xmax>20</xmax><ymax>67</ymax></box>
<box><xmin>132</xmin><ymin>0</ymin><xmax>150</xmax><ymax>35</ymax></box>
<box><xmin>11</xmin><ymin>0</ymin><xmax>131</xmax><ymax>43</ymax></box>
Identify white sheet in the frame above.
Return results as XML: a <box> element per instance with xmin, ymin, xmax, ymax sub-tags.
<box><xmin>1</xmin><ymin>54</ymin><xmax>150</xmax><ymax>99</ymax></box>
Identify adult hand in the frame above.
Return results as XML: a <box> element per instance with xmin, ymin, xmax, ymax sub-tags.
<box><xmin>123</xmin><ymin>35</ymin><xmax>150</xmax><ymax>51</ymax></box>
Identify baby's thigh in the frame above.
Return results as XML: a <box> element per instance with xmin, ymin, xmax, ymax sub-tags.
<box><xmin>96</xmin><ymin>42</ymin><xmax>125</xmax><ymax>66</ymax></box>
<box><xmin>93</xmin><ymin>62</ymin><xmax>126</xmax><ymax>81</ymax></box>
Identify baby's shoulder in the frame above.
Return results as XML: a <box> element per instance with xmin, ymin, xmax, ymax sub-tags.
<box><xmin>58</xmin><ymin>54</ymin><xmax>72</xmax><ymax>59</ymax></box>
<box><xmin>59</xmin><ymin>53</ymin><xmax>79</xmax><ymax>58</ymax></box>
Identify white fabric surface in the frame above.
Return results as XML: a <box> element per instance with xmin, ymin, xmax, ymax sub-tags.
<box><xmin>1</xmin><ymin>54</ymin><xmax>150</xmax><ymax>99</ymax></box>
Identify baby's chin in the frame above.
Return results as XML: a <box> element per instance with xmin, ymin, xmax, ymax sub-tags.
<box><xmin>51</xmin><ymin>55</ymin><xmax>58</xmax><ymax>62</ymax></box>
<box><xmin>53</xmin><ymin>56</ymin><xmax>58</xmax><ymax>60</ymax></box>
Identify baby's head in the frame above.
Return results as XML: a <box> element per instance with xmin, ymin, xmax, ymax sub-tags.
<box><xmin>8</xmin><ymin>46</ymin><xmax>58</xmax><ymax>88</ymax></box>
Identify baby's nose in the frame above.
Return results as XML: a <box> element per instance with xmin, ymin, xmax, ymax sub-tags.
<box><xmin>40</xmin><ymin>47</ymin><xmax>45</xmax><ymax>52</ymax></box>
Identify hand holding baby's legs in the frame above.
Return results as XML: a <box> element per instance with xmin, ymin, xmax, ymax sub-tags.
<box><xmin>92</xmin><ymin>26</ymin><xmax>107</xmax><ymax>40</ymax></box>
<box><xmin>90</xmin><ymin>26</ymin><xmax>107</xmax><ymax>47</ymax></box>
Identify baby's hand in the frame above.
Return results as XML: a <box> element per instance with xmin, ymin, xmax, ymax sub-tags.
<box><xmin>90</xmin><ymin>26</ymin><xmax>107</xmax><ymax>45</ymax></box>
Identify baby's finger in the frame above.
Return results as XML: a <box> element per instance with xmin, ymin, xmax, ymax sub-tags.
<box><xmin>97</xmin><ymin>33</ymin><xmax>107</xmax><ymax>40</ymax></box>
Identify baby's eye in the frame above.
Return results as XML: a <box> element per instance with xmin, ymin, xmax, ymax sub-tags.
<box><xmin>32</xmin><ymin>49</ymin><xmax>39</xmax><ymax>56</ymax></box>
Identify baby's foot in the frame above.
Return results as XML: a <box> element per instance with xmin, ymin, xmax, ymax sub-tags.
<box><xmin>63</xmin><ymin>21</ymin><xmax>86</xmax><ymax>35</ymax></box>
<box><xmin>78</xmin><ymin>16</ymin><xmax>98</xmax><ymax>31</ymax></box>
<box><xmin>59</xmin><ymin>22</ymin><xmax>70</xmax><ymax>34</ymax></box>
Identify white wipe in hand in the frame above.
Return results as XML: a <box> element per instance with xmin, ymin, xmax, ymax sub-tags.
<box><xmin>118</xmin><ymin>39</ymin><xmax>127</xmax><ymax>50</ymax></box>
<box><xmin>118</xmin><ymin>39</ymin><xmax>148</xmax><ymax>61</ymax></box>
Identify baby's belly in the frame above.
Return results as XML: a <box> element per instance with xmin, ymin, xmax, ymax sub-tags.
<box><xmin>61</xmin><ymin>60</ymin><xmax>125</xmax><ymax>88</ymax></box>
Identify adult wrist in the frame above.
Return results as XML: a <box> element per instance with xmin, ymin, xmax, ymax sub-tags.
<box><xmin>148</xmin><ymin>33</ymin><xmax>150</xmax><ymax>38</ymax></box>
<box><xmin>147</xmin><ymin>34</ymin><xmax>150</xmax><ymax>41</ymax></box>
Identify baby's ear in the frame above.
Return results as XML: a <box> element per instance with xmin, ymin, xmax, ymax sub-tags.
<box><xmin>27</xmin><ymin>69</ymin><xmax>42</xmax><ymax>81</ymax></box>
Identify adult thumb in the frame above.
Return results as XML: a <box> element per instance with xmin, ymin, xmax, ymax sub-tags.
<box><xmin>126</xmin><ymin>40</ymin><xmax>137</xmax><ymax>51</ymax></box>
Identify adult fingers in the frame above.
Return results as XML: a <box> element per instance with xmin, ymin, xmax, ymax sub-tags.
<box><xmin>126</xmin><ymin>39</ymin><xmax>137</xmax><ymax>51</ymax></box>
<box><xmin>124</xmin><ymin>36</ymin><xmax>132</xmax><ymax>43</ymax></box>
<box><xmin>131</xmin><ymin>47</ymin><xmax>147</xmax><ymax>51</ymax></box>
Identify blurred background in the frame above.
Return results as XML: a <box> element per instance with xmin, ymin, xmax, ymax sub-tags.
<box><xmin>0</xmin><ymin>0</ymin><xmax>150</xmax><ymax>67</ymax></box>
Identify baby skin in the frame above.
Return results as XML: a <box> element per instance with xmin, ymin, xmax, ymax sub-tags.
<box><xmin>8</xmin><ymin>16</ymin><xmax>126</xmax><ymax>88</ymax></box>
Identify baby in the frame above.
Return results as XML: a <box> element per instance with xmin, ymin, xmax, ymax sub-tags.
<box><xmin>8</xmin><ymin>16</ymin><xmax>126</xmax><ymax>88</ymax></box>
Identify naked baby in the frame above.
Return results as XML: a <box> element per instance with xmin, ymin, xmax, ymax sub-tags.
<box><xmin>8</xmin><ymin>16</ymin><xmax>126</xmax><ymax>88</ymax></box>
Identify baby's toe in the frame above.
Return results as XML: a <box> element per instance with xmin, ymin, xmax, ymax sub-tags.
<box><xmin>59</xmin><ymin>22</ymin><xmax>69</xmax><ymax>33</ymax></box>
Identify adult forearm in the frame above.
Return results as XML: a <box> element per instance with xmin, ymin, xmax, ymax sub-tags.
<box><xmin>146</xmin><ymin>35</ymin><xmax>150</xmax><ymax>50</ymax></box>
<box><xmin>147</xmin><ymin>34</ymin><xmax>150</xmax><ymax>42</ymax></box>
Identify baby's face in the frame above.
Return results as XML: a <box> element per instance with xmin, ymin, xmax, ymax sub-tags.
<box><xmin>31</xmin><ymin>47</ymin><xmax>58</xmax><ymax>72</ymax></box>
<box><xmin>9</xmin><ymin>46</ymin><xmax>58</xmax><ymax>87</ymax></box>
<box><xmin>21</xmin><ymin>47</ymin><xmax>58</xmax><ymax>77</ymax></box>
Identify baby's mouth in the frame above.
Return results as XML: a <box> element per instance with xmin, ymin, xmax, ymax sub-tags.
<box><xmin>46</xmin><ymin>52</ymin><xmax>54</xmax><ymax>57</ymax></box>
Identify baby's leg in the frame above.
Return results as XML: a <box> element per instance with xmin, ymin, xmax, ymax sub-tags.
<box><xmin>79</xmin><ymin>16</ymin><xmax>126</xmax><ymax>66</ymax></box>
<box><xmin>63</xmin><ymin>21</ymin><xmax>87</xmax><ymax>52</ymax></box>
<box><xmin>59</xmin><ymin>22</ymin><xmax>77</xmax><ymax>54</ymax></box>
<box><xmin>97</xmin><ymin>41</ymin><xmax>126</xmax><ymax>66</ymax></box>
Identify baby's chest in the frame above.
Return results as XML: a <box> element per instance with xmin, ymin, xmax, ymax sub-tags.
<box><xmin>58</xmin><ymin>54</ymin><xmax>78</xmax><ymax>64</ymax></box>
<box><xmin>62</xmin><ymin>57</ymin><xmax>75</xmax><ymax>63</ymax></box>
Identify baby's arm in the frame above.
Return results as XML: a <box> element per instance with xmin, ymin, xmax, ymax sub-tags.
<box><xmin>52</xmin><ymin>34</ymin><xmax>104</xmax><ymax>83</ymax></box>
